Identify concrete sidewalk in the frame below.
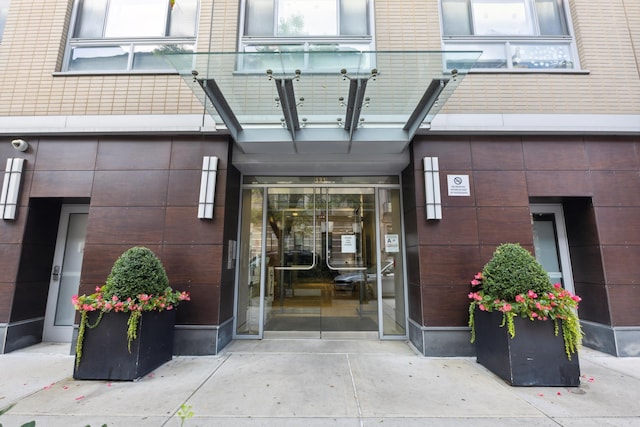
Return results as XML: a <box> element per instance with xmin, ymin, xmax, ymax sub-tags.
<box><xmin>1</xmin><ymin>339</ymin><xmax>639</xmax><ymax>426</ymax></box>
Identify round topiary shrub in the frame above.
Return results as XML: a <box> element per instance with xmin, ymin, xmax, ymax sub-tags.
<box><xmin>481</xmin><ymin>243</ymin><xmax>552</xmax><ymax>301</ymax></box>
<box><xmin>104</xmin><ymin>246</ymin><xmax>169</xmax><ymax>300</ymax></box>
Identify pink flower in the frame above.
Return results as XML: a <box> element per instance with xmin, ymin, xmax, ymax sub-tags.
<box><xmin>554</xmin><ymin>283</ymin><xmax>562</xmax><ymax>289</ymax></box>
<box><xmin>515</xmin><ymin>295</ymin><xmax>525</xmax><ymax>303</ymax></box>
<box><xmin>474</xmin><ymin>272</ymin><xmax>482</xmax><ymax>280</ymax></box>
<box><xmin>528</xmin><ymin>290</ymin><xmax>538</xmax><ymax>298</ymax></box>
<box><xmin>531</xmin><ymin>312</ymin><xmax>538</xmax><ymax>318</ymax></box>
<box><xmin>478</xmin><ymin>304</ymin><xmax>486</xmax><ymax>311</ymax></box>
<box><xmin>501</xmin><ymin>304</ymin><xmax>512</xmax><ymax>312</ymax></box>
<box><xmin>470</xmin><ymin>279</ymin><xmax>481</xmax><ymax>286</ymax></box>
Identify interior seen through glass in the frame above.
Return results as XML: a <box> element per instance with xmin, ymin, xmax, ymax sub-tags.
<box><xmin>236</xmin><ymin>183</ymin><xmax>406</xmax><ymax>337</ymax></box>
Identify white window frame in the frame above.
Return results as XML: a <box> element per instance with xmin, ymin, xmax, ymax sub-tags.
<box><xmin>530</xmin><ymin>203</ymin><xmax>575</xmax><ymax>295</ymax></box>
<box><xmin>62</xmin><ymin>0</ymin><xmax>199</xmax><ymax>74</ymax></box>
<box><xmin>238</xmin><ymin>0</ymin><xmax>375</xmax><ymax>72</ymax></box>
<box><xmin>440</xmin><ymin>0</ymin><xmax>581</xmax><ymax>72</ymax></box>
<box><xmin>0</xmin><ymin>0</ymin><xmax>10</xmax><ymax>43</ymax></box>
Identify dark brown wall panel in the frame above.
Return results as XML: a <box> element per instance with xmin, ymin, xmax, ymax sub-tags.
<box><xmin>0</xmin><ymin>214</ymin><xmax>28</xmax><ymax>244</ymax></box>
<box><xmin>422</xmin><ymin>285</ymin><xmax>470</xmax><ymax>326</ymax></box>
<box><xmin>0</xmin><ymin>245</ymin><xmax>21</xmax><ymax>283</ymax></box>
<box><xmin>585</xmin><ymin>137</ymin><xmax>639</xmax><ymax>170</ymax></box>
<box><xmin>173</xmin><ymin>283</ymin><xmax>220</xmax><ymax>324</ymax></box>
<box><xmin>405</xmin><ymin>243</ymin><xmax>420</xmax><ymax>285</ymax></box>
<box><xmin>591</xmin><ymin>171</ymin><xmax>640</xmax><ymax>207</ymax></box>
<box><xmin>573</xmin><ymin>282</ymin><xmax>610</xmax><ymax>324</ymax></box>
<box><xmin>470</xmin><ymin>136</ymin><xmax>524</xmax><ymax>170</ymax></box>
<box><xmin>608</xmin><ymin>284</ymin><xmax>640</xmax><ymax>326</ymax></box>
<box><xmin>412</xmin><ymin>168</ymin><xmax>426</xmax><ymax>207</ymax></box>
<box><xmin>407</xmin><ymin>283</ymin><xmax>422</xmax><ymax>322</ymax></box>
<box><xmin>525</xmin><ymin>170</ymin><xmax>592</xmax><ymax>197</ymax></box>
<box><xmin>413</xmin><ymin>136</ymin><xmax>472</xmax><ymax>170</ymax></box>
<box><xmin>522</xmin><ymin>137</ymin><xmax>588</xmax><ymax>170</ymax></box>
<box><xmin>30</xmin><ymin>171</ymin><xmax>94</xmax><ymax>198</ymax></box>
<box><xmin>595</xmin><ymin>207</ymin><xmax>640</xmax><ymax>245</ymax></box>
<box><xmin>0</xmin><ymin>284</ymin><xmax>15</xmax><ymax>322</ymax></box>
<box><xmin>473</xmin><ymin>171</ymin><xmax>528</xmax><ymax>206</ymax></box>
<box><xmin>169</xmin><ymin>138</ymin><xmax>229</xmax><ymax>170</ymax></box>
<box><xmin>418</xmin><ymin>207</ymin><xmax>479</xmax><ymax>246</ymax></box>
<box><xmin>96</xmin><ymin>139</ymin><xmax>171</xmax><ymax>170</ymax></box>
<box><xmin>11</xmin><ymin>198</ymin><xmax>61</xmax><ymax>322</ymax></box>
<box><xmin>601</xmin><ymin>245</ymin><xmax>640</xmax><ymax>285</ymax></box>
<box><xmin>167</xmin><ymin>169</ymin><xmax>200</xmax><ymax>207</ymax></box>
<box><xmin>476</xmin><ymin>207</ymin><xmax>533</xmax><ymax>246</ymax></box>
<box><xmin>92</xmin><ymin>170</ymin><xmax>170</xmax><ymax>206</ymax></box>
<box><xmin>87</xmin><ymin>207</ymin><xmax>166</xmax><ymax>245</ymax></box>
<box><xmin>161</xmin><ymin>244</ymin><xmax>222</xmax><ymax>287</ymax></box>
<box><xmin>10</xmin><ymin>281</ymin><xmax>49</xmax><ymax>321</ymax></box>
<box><xmin>164</xmin><ymin>207</ymin><xmax>224</xmax><ymax>245</ymax></box>
<box><xmin>569</xmin><ymin>245</ymin><xmax>605</xmax><ymax>285</ymax></box>
<box><xmin>564</xmin><ymin>199</ymin><xmax>600</xmax><ymax>246</ymax></box>
<box><xmin>419</xmin><ymin>245</ymin><xmax>481</xmax><ymax>286</ymax></box>
<box><xmin>33</xmin><ymin>140</ymin><xmax>98</xmax><ymax>171</ymax></box>
<box><xmin>219</xmin><ymin>164</ymin><xmax>241</xmax><ymax>321</ymax></box>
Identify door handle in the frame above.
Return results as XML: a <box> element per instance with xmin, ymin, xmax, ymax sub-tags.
<box><xmin>52</xmin><ymin>265</ymin><xmax>60</xmax><ymax>281</ymax></box>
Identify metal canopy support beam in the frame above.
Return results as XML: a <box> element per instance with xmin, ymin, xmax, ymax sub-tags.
<box><xmin>343</xmin><ymin>78</ymin><xmax>369</xmax><ymax>137</ymax></box>
<box><xmin>198</xmin><ymin>78</ymin><xmax>242</xmax><ymax>141</ymax></box>
<box><xmin>275</xmin><ymin>78</ymin><xmax>300</xmax><ymax>151</ymax></box>
<box><xmin>403</xmin><ymin>78</ymin><xmax>449</xmax><ymax>138</ymax></box>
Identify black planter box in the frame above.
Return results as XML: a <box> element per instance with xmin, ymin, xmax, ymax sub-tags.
<box><xmin>474</xmin><ymin>309</ymin><xmax>580</xmax><ymax>386</ymax></box>
<box><xmin>73</xmin><ymin>310</ymin><xmax>176</xmax><ymax>381</ymax></box>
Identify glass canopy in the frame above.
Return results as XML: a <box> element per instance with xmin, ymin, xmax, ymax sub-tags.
<box><xmin>164</xmin><ymin>51</ymin><xmax>480</xmax><ymax>154</ymax></box>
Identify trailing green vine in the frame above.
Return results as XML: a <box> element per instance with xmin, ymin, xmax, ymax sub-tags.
<box><xmin>72</xmin><ymin>247</ymin><xmax>190</xmax><ymax>368</ymax></box>
<box><xmin>467</xmin><ymin>243</ymin><xmax>583</xmax><ymax>360</ymax></box>
<box><xmin>75</xmin><ymin>310</ymin><xmax>104</xmax><ymax>368</ymax></box>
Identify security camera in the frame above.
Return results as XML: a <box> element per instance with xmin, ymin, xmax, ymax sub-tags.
<box><xmin>11</xmin><ymin>139</ymin><xmax>28</xmax><ymax>152</ymax></box>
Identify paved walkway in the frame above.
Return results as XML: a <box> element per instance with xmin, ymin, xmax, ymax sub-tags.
<box><xmin>1</xmin><ymin>339</ymin><xmax>639</xmax><ymax>426</ymax></box>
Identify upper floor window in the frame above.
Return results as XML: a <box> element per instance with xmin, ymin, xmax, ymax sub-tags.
<box><xmin>441</xmin><ymin>0</ymin><xmax>578</xmax><ymax>70</ymax></box>
<box><xmin>0</xmin><ymin>0</ymin><xmax>10</xmax><ymax>43</ymax></box>
<box><xmin>240</xmin><ymin>0</ymin><xmax>373</xmax><ymax>72</ymax></box>
<box><xmin>64</xmin><ymin>0</ymin><xmax>199</xmax><ymax>73</ymax></box>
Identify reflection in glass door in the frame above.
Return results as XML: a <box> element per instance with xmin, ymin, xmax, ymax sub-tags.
<box><xmin>531</xmin><ymin>204</ymin><xmax>575</xmax><ymax>294</ymax></box>
<box><xmin>235</xmin><ymin>181</ymin><xmax>406</xmax><ymax>338</ymax></box>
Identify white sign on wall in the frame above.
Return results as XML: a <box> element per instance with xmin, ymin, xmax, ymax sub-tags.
<box><xmin>385</xmin><ymin>234</ymin><xmax>399</xmax><ymax>253</ymax></box>
<box><xmin>341</xmin><ymin>235</ymin><xmax>357</xmax><ymax>253</ymax></box>
<box><xmin>447</xmin><ymin>175</ymin><xmax>470</xmax><ymax>196</ymax></box>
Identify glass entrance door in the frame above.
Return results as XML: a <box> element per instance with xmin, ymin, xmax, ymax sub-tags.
<box><xmin>235</xmin><ymin>180</ymin><xmax>406</xmax><ymax>338</ymax></box>
<box><xmin>264</xmin><ymin>187</ymin><xmax>378</xmax><ymax>335</ymax></box>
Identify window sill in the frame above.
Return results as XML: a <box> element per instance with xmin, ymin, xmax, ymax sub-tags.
<box><xmin>52</xmin><ymin>70</ymin><xmax>180</xmax><ymax>77</ymax></box>
<box><xmin>468</xmin><ymin>68</ymin><xmax>590</xmax><ymax>75</ymax></box>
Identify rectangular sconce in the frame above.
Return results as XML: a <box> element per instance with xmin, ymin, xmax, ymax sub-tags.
<box><xmin>198</xmin><ymin>156</ymin><xmax>218</xmax><ymax>219</ymax></box>
<box><xmin>0</xmin><ymin>158</ymin><xmax>25</xmax><ymax>220</ymax></box>
<box><xmin>423</xmin><ymin>157</ymin><xmax>442</xmax><ymax>220</ymax></box>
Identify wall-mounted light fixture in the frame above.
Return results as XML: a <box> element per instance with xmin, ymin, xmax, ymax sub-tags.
<box><xmin>198</xmin><ymin>156</ymin><xmax>218</xmax><ymax>219</ymax></box>
<box><xmin>0</xmin><ymin>158</ymin><xmax>25</xmax><ymax>220</ymax></box>
<box><xmin>423</xmin><ymin>157</ymin><xmax>442</xmax><ymax>220</ymax></box>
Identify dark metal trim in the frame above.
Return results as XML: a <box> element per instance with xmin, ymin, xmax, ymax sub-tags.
<box><xmin>403</xmin><ymin>78</ymin><xmax>449</xmax><ymax>137</ymax></box>
<box><xmin>198</xmin><ymin>78</ymin><xmax>242</xmax><ymax>141</ymax></box>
